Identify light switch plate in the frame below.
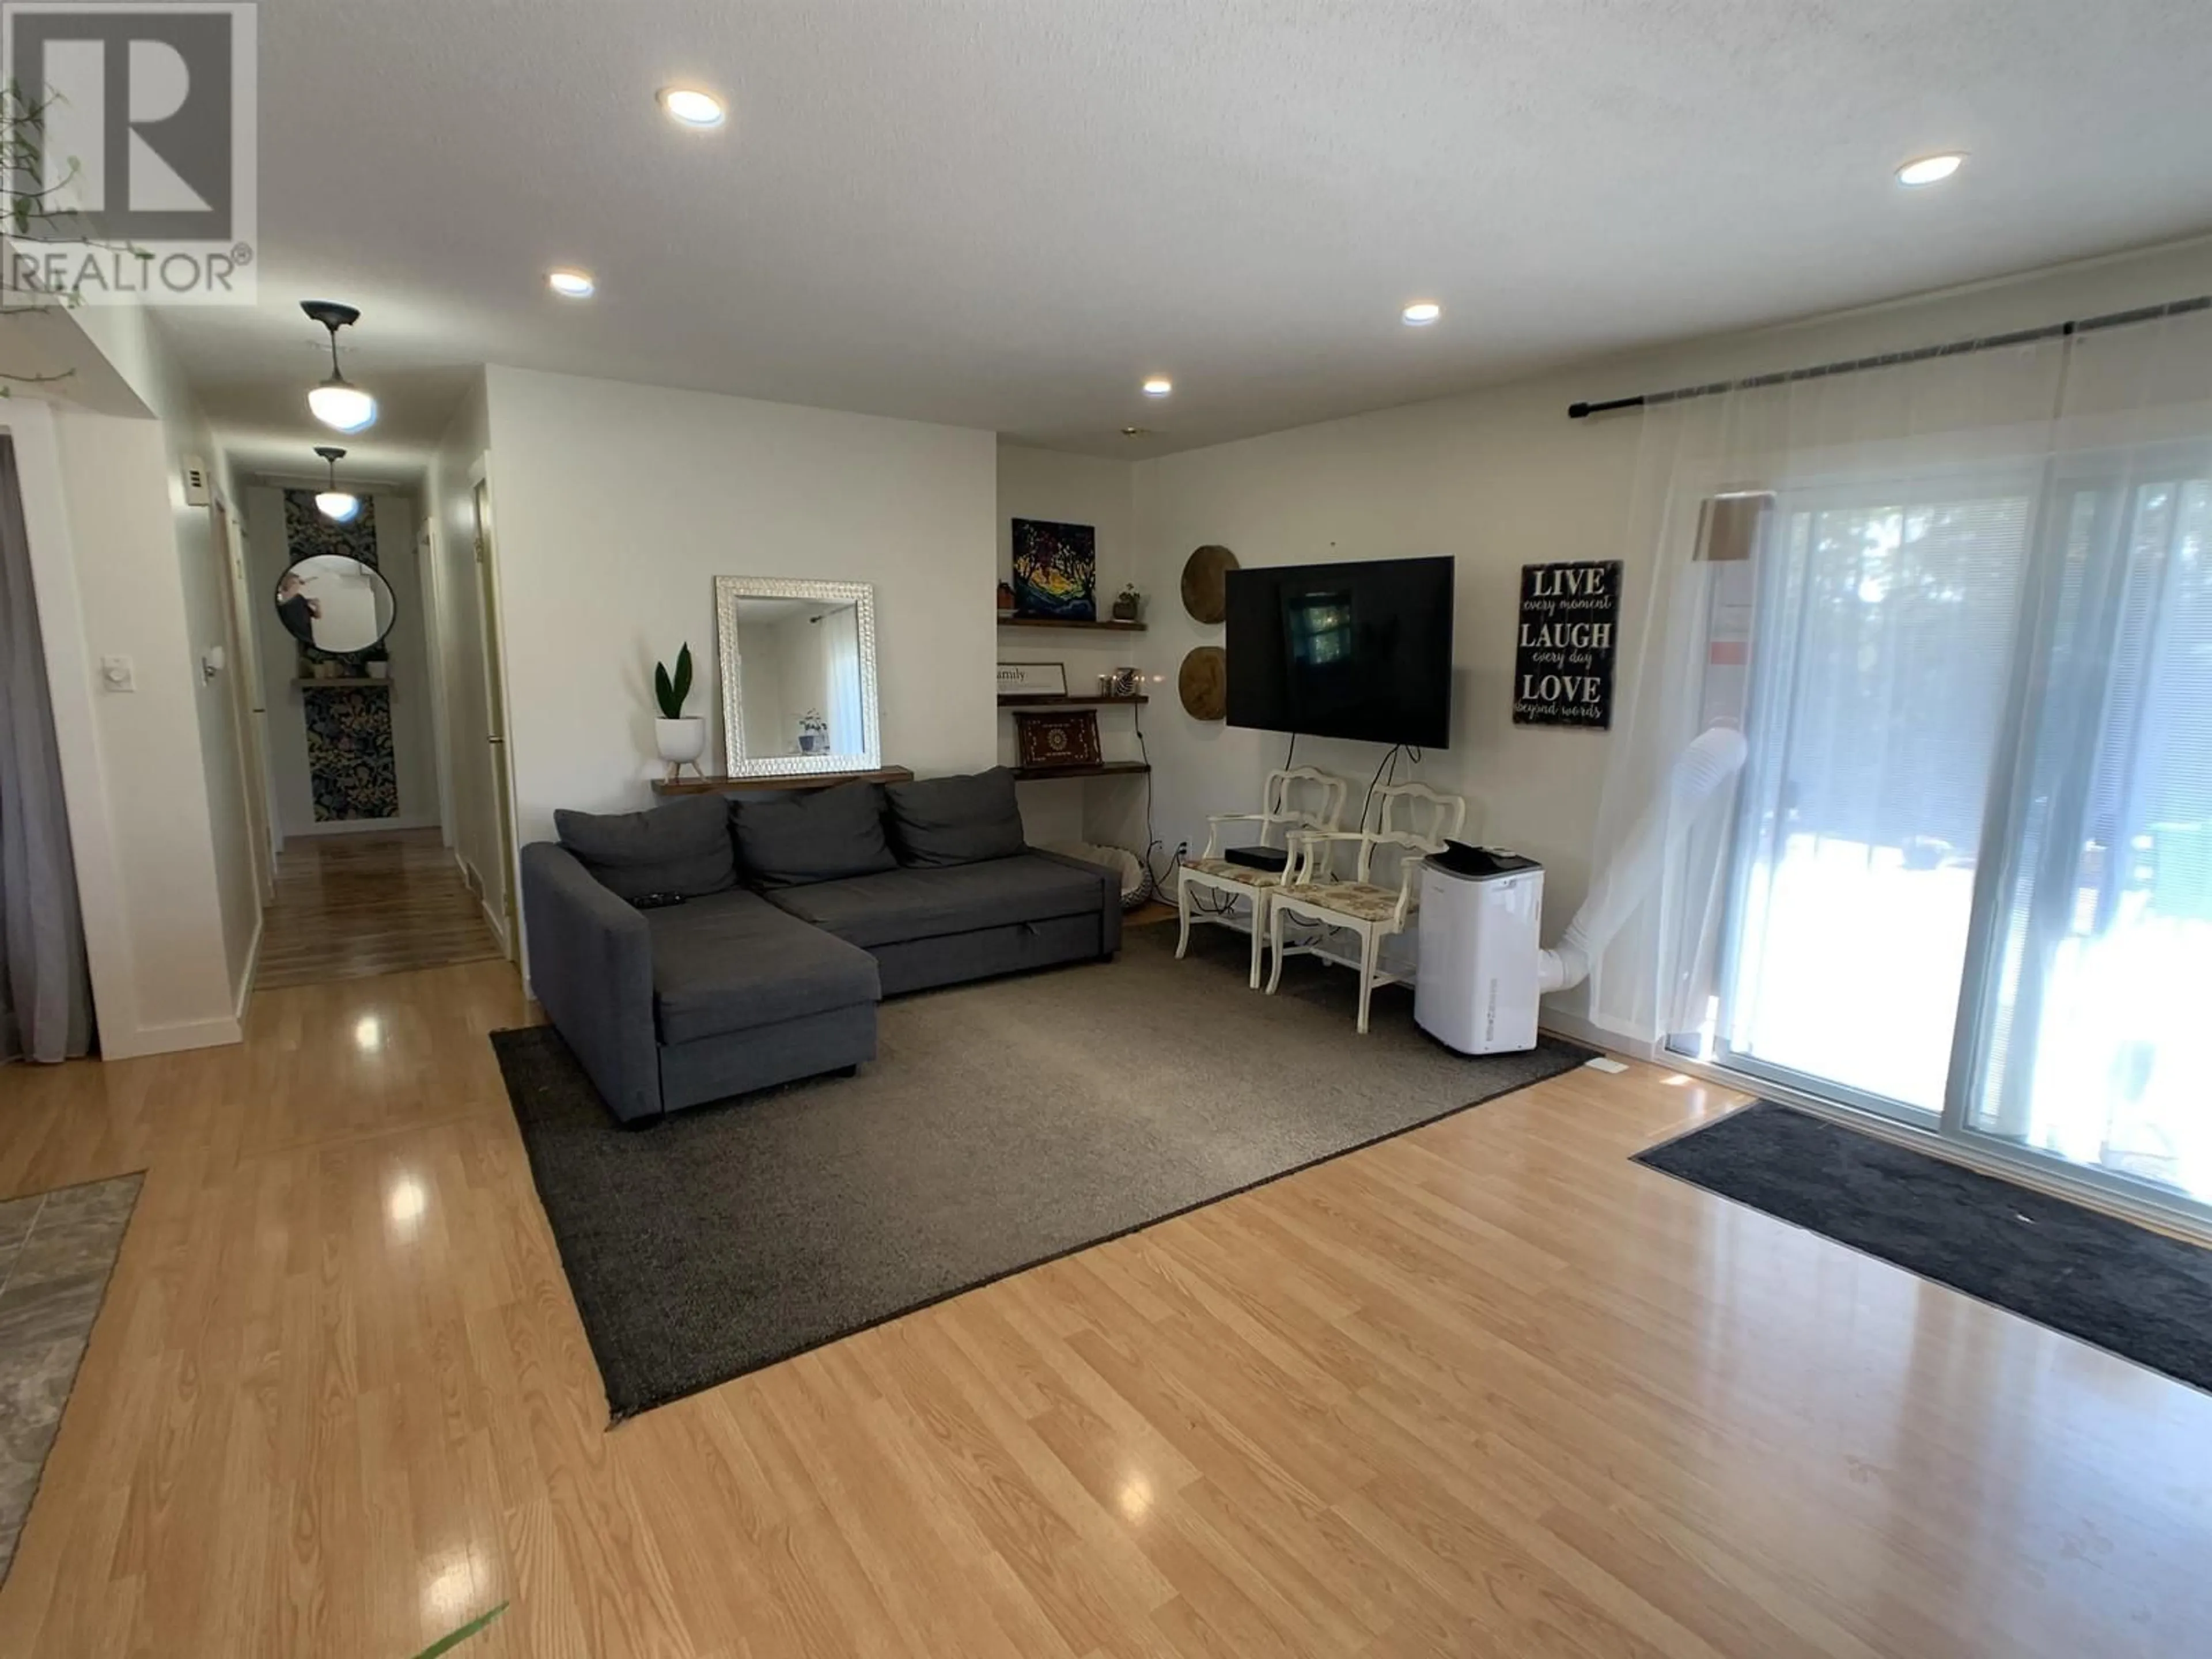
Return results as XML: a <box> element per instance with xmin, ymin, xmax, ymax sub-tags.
<box><xmin>99</xmin><ymin>654</ymin><xmax>136</xmax><ymax>691</ymax></box>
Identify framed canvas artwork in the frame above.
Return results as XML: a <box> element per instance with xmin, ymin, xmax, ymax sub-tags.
<box><xmin>1011</xmin><ymin>518</ymin><xmax>1098</xmax><ymax>620</ymax></box>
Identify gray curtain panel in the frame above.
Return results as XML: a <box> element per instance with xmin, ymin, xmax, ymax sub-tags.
<box><xmin>0</xmin><ymin>437</ymin><xmax>93</xmax><ymax>1062</ymax></box>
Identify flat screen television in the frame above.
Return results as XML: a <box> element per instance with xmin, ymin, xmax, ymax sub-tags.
<box><xmin>1225</xmin><ymin>556</ymin><xmax>1455</xmax><ymax>748</ymax></box>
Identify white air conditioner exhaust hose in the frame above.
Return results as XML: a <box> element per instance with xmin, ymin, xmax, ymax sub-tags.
<box><xmin>1537</xmin><ymin>726</ymin><xmax>1749</xmax><ymax>995</ymax></box>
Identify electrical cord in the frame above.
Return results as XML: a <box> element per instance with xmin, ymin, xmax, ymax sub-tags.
<box><xmin>1358</xmin><ymin>744</ymin><xmax>1402</xmax><ymax>831</ymax></box>
<box><xmin>1132</xmin><ymin>700</ymin><xmax>1190</xmax><ymax>904</ymax></box>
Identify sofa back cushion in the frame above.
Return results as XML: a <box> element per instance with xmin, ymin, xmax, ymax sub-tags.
<box><xmin>555</xmin><ymin>793</ymin><xmax>736</xmax><ymax>903</ymax></box>
<box><xmin>730</xmin><ymin>781</ymin><xmax>899</xmax><ymax>888</ymax></box>
<box><xmin>885</xmin><ymin>767</ymin><xmax>1026</xmax><ymax>867</ymax></box>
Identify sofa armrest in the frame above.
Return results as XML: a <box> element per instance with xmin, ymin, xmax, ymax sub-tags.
<box><xmin>519</xmin><ymin>841</ymin><xmax>662</xmax><ymax>1122</ymax></box>
<box><xmin>1027</xmin><ymin>846</ymin><xmax>1123</xmax><ymax>957</ymax></box>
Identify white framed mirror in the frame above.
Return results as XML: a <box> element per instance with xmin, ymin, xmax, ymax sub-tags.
<box><xmin>714</xmin><ymin>577</ymin><xmax>882</xmax><ymax>777</ymax></box>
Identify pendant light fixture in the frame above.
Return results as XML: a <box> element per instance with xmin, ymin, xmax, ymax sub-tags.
<box><xmin>314</xmin><ymin>446</ymin><xmax>361</xmax><ymax>522</ymax></box>
<box><xmin>302</xmin><ymin>299</ymin><xmax>378</xmax><ymax>433</ymax></box>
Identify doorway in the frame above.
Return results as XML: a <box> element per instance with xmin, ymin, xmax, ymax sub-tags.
<box><xmin>213</xmin><ymin>496</ymin><xmax>276</xmax><ymax>904</ymax></box>
<box><xmin>247</xmin><ymin>479</ymin><xmax>495</xmax><ymax>990</ymax></box>
<box><xmin>474</xmin><ymin>476</ymin><xmax>519</xmax><ymax>959</ymax></box>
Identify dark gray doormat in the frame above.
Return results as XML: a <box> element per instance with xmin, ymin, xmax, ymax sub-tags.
<box><xmin>494</xmin><ymin>923</ymin><xmax>1593</xmax><ymax>1420</ymax></box>
<box><xmin>1636</xmin><ymin>1102</ymin><xmax>2212</xmax><ymax>1393</ymax></box>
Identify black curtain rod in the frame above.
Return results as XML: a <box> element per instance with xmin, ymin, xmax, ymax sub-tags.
<box><xmin>1566</xmin><ymin>293</ymin><xmax>2212</xmax><ymax>420</ymax></box>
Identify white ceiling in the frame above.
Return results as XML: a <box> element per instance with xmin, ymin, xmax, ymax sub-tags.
<box><xmin>180</xmin><ymin>0</ymin><xmax>2212</xmax><ymax>479</ymax></box>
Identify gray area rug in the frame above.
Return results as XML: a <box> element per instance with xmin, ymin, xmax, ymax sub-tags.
<box><xmin>1637</xmin><ymin>1103</ymin><xmax>2212</xmax><ymax>1393</ymax></box>
<box><xmin>494</xmin><ymin>923</ymin><xmax>1593</xmax><ymax>1419</ymax></box>
<box><xmin>0</xmin><ymin>1172</ymin><xmax>142</xmax><ymax>1585</ymax></box>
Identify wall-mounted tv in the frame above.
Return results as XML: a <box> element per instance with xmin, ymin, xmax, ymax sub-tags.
<box><xmin>1225</xmin><ymin>556</ymin><xmax>1455</xmax><ymax>749</ymax></box>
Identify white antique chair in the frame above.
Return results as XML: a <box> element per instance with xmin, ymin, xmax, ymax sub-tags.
<box><xmin>1178</xmin><ymin>766</ymin><xmax>1350</xmax><ymax>987</ymax></box>
<box><xmin>1267</xmin><ymin>781</ymin><xmax>1468</xmax><ymax>1033</ymax></box>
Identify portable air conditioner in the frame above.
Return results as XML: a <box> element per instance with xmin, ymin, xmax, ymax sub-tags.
<box><xmin>1412</xmin><ymin>726</ymin><xmax>1753</xmax><ymax>1057</ymax></box>
<box><xmin>1415</xmin><ymin>850</ymin><xmax>1544</xmax><ymax>1055</ymax></box>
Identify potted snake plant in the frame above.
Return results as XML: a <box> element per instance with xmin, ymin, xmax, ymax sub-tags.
<box><xmin>653</xmin><ymin>642</ymin><xmax>705</xmax><ymax>778</ymax></box>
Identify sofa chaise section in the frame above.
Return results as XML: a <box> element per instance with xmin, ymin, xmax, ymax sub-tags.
<box><xmin>521</xmin><ymin>843</ymin><xmax>880</xmax><ymax>1121</ymax></box>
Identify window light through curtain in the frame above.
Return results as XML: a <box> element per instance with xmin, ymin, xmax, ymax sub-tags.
<box><xmin>821</xmin><ymin>605</ymin><xmax>863</xmax><ymax>752</ymax></box>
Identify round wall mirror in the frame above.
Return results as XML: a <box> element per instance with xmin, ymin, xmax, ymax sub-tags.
<box><xmin>274</xmin><ymin>554</ymin><xmax>395</xmax><ymax>654</ymax></box>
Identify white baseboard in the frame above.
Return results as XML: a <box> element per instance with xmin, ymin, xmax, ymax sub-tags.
<box><xmin>101</xmin><ymin>1012</ymin><xmax>243</xmax><ymax>1060</ymax></box>
<box><xmin>1536</xmin><ymin>1005</ymin><xmax>1657</xmax><ymax>1062</ymax></box>
<box><xmin>283</xmin><ymin>815</ymin><xmax>442</xmax><ymax>838</ymax></box>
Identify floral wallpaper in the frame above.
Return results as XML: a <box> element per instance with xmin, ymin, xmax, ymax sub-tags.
<box><xmin>304</xmin><ymin>686</ymin><xmax>399</xmax><ymax>821</ymax></box>
<box><xmin>284</xmin><ymin>490</ymin><xmax>398</xmax><ymax>822</ymax></box>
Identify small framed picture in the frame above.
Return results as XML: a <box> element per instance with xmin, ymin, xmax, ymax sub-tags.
<box><xmin>1013</xmin><ymin>709</ymin><xmax>1103</xmax><ymax>769</ymax></box>
<box><xmin>997</xmin><ymin>660</ymin><xmax>1068</xmax><ymax>700</ymax></box>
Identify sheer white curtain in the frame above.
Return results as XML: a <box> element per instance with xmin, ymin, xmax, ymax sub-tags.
<box><xmin>1964</xmin><ymin>309</ymin><xmax>2212</xmax><ymax>1198</ymax></box>
<box><xmin>0</xmin><ymin>437</ymin><xmax>94</xmax><ymax>1062</ymax></box>
<box><xmin>1585</xmin><ymin>330</ymin><xmax>2077</xmax><ymax>1053</ymax></box>
<box><xmin>1588</xmin><ymin>294</ymin><xmax>2212</xmax><ymax>1192</ymax></box>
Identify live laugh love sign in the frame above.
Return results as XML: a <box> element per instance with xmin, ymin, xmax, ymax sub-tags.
<box><xmin>1513</xmin><ymin>560</ymin><xmax>1622</xmax><ymax>729</ymax></box>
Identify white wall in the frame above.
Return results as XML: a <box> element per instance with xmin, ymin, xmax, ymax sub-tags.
<box><xmin>1126</xmin><ymin>235</ymin><xmax>2212</xmax><ymax>1025</ymax></box>
<box><xmin>23</xmin><ymin>304</ymin><xmax>260</xmax><ymax>1054</ymax></box>
<box><xmin>480</xmin><ymin>365</ymin><xmax>997</xmax><ymax>845</ymax></box>
<box><xmin>246</xmin><ymin>487</ymin><xmax>438</xmax><ymax>837</ymax></box>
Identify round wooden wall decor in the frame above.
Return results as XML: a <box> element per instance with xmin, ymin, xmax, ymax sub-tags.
<box><xmin>1180</xmin><ymin>544</ymin><xmax>1239</xmax><ymax>624</ymax></box>
<box><xmin>1178</xmin><ymin>646</ymin><xmax>1228</xmax><ymax>721</ymax></box>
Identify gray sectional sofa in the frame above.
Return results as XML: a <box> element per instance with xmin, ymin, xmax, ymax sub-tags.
<box><xmin>520</xmin><ymin>768</ymin><xmax>1120</xmax><ymax>1122</ymax></box>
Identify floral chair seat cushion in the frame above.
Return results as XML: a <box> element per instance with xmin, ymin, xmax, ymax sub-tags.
<box><xmin>1183</xmin><ymin>858</ymin><xmax>1281</xmax><ymax>887</ymax></box>
<box><xmin>1275</xmin><ymin>881</ymin><xmax>1407</xmax><ymax>923</ymax></box>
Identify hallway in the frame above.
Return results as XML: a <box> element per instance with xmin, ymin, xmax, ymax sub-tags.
<box><xmin>255</xmin><ymin>830</ymin><xmax>503</xmax><ymax>990</ymax></box>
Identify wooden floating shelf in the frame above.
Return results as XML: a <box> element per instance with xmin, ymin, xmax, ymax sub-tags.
<box><xmin>997</xmin><ymin>694</ymin><xmax>1149</xmax><ymax>708</ymax></box>
<box><xmin>1009</xmin><ymin>762</ymin><xmax>1152</xmax><ymax>782</ymax></box>
<box><xmin>654</xmin><ymin>766</ymin><xmax>915</xmax><ymax>797</ymax></box>
<box><xmin>997</xmin><ymin>616</ymin><xmax>1147</xmax><ymax>632</ymax></box>
<box><xmin>292</xmin><ymin>677</ymin><xmax>390</xmax><ymax>689</ymax></box>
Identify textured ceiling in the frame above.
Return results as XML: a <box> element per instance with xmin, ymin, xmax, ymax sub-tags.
<box><xmin>179</xmin><ymin>0</ymin><xmax>2212</xmax><ymax>477</ymax></box>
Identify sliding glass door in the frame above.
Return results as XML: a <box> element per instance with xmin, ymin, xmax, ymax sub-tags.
<box><xmin>1706</xmin><ymin>447</ymin><xmax>2212</xmax><ymax>1216</ymax></box>
<box><xmin>1959</xmin><ymin>460</ymin><xmax>2212</xmax><ymax>1205</ymax></box>
<box><xmin>1715</xmin><ymin>479</ymin><xmax>2037</xmax><ymax>1120</ymax></box>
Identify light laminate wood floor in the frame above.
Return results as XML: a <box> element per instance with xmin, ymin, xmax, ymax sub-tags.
<box><xmin>0</xmin><ymin>955</ymin><xmax>2205</xmax><ymax>1657</ymax></box>
<box><xmin>256</xmin><ymin>828</ymin><xmax>503</xmax><ymax>990</ymax></box>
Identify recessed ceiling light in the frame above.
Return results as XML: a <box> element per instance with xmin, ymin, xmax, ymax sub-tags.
<box><xmin>1896</xmin><ymin>153</ymin><xmax>1964</xmax><ymax>187</ymax></box>
<box><xmin>547</xmin><ymin>268</ymin><xmax>596</xmax><ymax>298</ymax></box>
<box><xmin>1142</xmin><ymin>377</ymin><xmax>1172</xmax><ymax>399</ymax></box>
<box><xmin>658</xmin><ymin>86</ymin><xmax>726</xmax><ymax>128</ymax></box>
<box><xmin>1120</xmin><ymin>426</ymin><xmax>1150</xmax><ymax>438</ymax></box>
<box><xmin>1402</xmin><ymin>301</ymin><xmax>1442</xmax><ymax>326</ymax></box>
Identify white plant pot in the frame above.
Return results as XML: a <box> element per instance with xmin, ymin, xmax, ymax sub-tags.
<box><xmin>654</xmin><ymin>716</ymin><xmax>705</xmax><ymax>766</ymax></box>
